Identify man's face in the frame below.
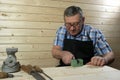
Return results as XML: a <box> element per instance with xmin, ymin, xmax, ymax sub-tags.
<box><xmin>64</xmin><ymin>13</ymin><xmax>84</xmax><ymax>36</ymax></box>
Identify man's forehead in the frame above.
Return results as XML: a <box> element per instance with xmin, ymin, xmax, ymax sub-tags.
<box><xmin>65</xmin><ymin>14</ymin><xmax>81</xmax><ymax>22</ymax></box>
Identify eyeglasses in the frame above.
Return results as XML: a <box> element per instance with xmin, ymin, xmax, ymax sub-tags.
<box><xmin>65</xmin><ymin>21</ymin><xmax>81</xmax><ymax>28</ymax></box>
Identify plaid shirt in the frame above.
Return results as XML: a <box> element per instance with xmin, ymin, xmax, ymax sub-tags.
<box><xmin>53</xmin><ymin>24</ymin><xmax>112</xmax><ymax>55</ymax></box>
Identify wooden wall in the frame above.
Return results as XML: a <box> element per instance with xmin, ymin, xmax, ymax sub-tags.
<box><xmin>0</xmin><ymin>0</ymin><xmax>120</xmax><ymax>69</ymax></box>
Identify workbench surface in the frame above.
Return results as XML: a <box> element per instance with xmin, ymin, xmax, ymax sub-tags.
<box><xmin>1</xmin><ymin>65</ymin><xmax>120</xmax><ymax>80</ymax></box>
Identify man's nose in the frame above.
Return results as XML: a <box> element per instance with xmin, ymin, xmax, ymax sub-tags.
<box><xmin>70</xmin><ymin>26</ymin><xmax>75</xmax><ymax>30</ymax></box>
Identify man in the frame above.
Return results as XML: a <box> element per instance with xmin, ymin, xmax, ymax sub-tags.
<box><xmin>52</xmin><ymin>6</ymin><xmax>114</xmax><ymax>66</ymax></box>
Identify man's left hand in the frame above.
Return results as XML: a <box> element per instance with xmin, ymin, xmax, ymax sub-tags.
<box><xmin>87</xmin><ymin>56</ymin><xmax>106</xmax><ymax>66</ymax></box>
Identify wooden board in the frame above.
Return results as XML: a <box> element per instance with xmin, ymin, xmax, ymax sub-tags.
<box><xmin>0</xmin><ymin>12</ymin><xmax>120</xmax><ymax>24</ymax></box>
<box><xmin>0</xmin><ymin>4</ymin><xmax>120</xmax><ymax>19</ymax></box>
<box><xmin>53</xmin><ymin>0</ymin><xmax>120</xmax><ymax>7</ymax></box>
<box><xmin>42</xmin><ymin>65</ymin><xmax>120</xmax><ymax>80</ymax></box>
<box><xmin>0</xmin><ymin>65</ymin><xmax>119</xmax><ymax>80</ymax></box>
<box><xmin>0</xmin><ymin>0</ymin><xmax>120</xmax><ymax>12</ymax></box>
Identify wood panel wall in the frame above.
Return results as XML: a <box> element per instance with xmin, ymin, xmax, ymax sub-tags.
<box><xmin>0</xmin><ymin>0</ymin><xmax>120</xmax><ymax>69</ymax></box>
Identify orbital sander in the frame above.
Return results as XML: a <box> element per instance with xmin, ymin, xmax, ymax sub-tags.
<box><xmin>2</xmin><ymin>48</ymin><xmax>20</xmax><ymax>73</ymax></box>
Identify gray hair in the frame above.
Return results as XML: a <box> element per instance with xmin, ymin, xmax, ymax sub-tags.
<box><xmin>64</xmin><ymin>6</ymin><xmax>83</xmax><ymax>18</ymax></box>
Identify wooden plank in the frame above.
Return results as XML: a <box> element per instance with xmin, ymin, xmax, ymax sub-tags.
<box><xmin>0</xmin><ymin>28</ymin><xmax>119</xmax><ymax>37</ymax></box>
<box><xmin>0</xmin><ymin>44</ymin><xmax>53</xmax><ymax>52</ymax></box>
<box><xmin>0</xmin><ymin>12</ymin><xmax>63</xmax><ymax>22</ymax></box>
<box><xmin>0</xmin><ymin>21</ymin><xmax>120</xmax><ymax>32</ymax></box>
<box><xmin>102</xmin><ymin>31</ymin><xmax>120</xmax><ymax>38</ymax></box>
<box><xmin>20</xmin><ymin>58</ymin><xmax>59</xmax><ymax>67</ymax></box>
<box><xmin>0</xmin><ymin>4</ymin><xmax>120</xmax><ymax>19</ymax></box>
<box><xmin>18</xmin><ymin>59</ymin><xmax>58</xmax><ymax>67</ymax></box>
<box><xmin>0</xmin><ymin>21</ymin><xmax>62</xmax><ymax>29</ymax></box>
<box><xmin>109</xmin><ymin>44</ymin><xmax>120</xmax><ymax>53</ymax></box>
<box><xmin>54</xmin><ymin>0</ymin><xmax>120</xmax><ymax>7</ymax></box>
<box><xmin>0</xmin><ymin>0</ymin><xmax>119</xmax><ymax>12</ymax></box>
<box><xmin>92</xmin><ymin>24</ymin><xmax>120</xmax><ymax>32</ymax></box>
<box><xmin>0</xmin><ymin>37</ymin><xmax>54</xmax><ymax>43</ymax></box>
<box><xmin>0</xmin><ymin>29</ymin><xmax>120</xmax><ymax>38</ymax></box>
<box><xmin>106</xmin><ymin>38</ymin><xmax>120</xmax><ymax>44</ymax></box>
<box><xmin>0</xmin><ymin>12</ymin><xmax>120</xmax><ymax>25</ymax></box>
<box><xmin>85</xmin><ymin>18</ymin><xmax>120</xmax><ymax>25</ymax></box>
<box><xmin>84</xmin><ymin>11</ymin><xmax>120</xmax><ymax>19</ymax></box>
<box><xmin>0</xmin><ymin>4</ymin><xmax>64</xmax><ymax>15</ymax></box>
<box><xmin>111</xmin><ymin>51</ymin><xmax>120</xmax><ymax>56</ymax></box>
<box><xmin>0</xmin><ymin>29</ymin><xmax>56</xmax><ymax>37</ymax></box>
<box><xmin>0</xmin><ymin>51</ymin><xmax>53</xmax><ymax>59</ymax></box>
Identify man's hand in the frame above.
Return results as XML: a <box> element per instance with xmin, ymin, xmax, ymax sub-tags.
<box><xmin>87</xmin><ymin>56</ymin><xmax>106</xmax><ymax>66</ymax></box>
<box><xmin>52</xmin><ymin>46</ymin><xmax>74</xmax><ymax>65</ymax></box>
<box><xmin>61</xmin><ymin>51</ymin><xmax>74</xmax><ymax>65</ymax></box>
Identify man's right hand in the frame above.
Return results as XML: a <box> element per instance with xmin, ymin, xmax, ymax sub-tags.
<box><xmin>61</xmin><ymin>51</ymin><xmax>74</xmax><ymax>65</ymax></box>
<box><xmin>52</xmin><ymin>46</ymin><xmax>74</xmax><ymax>65</ymax></box>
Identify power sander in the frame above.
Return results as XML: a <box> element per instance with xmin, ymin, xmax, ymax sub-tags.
<box><xmin>2</xmin><ymin>48</ymin><xmax>20</xmax><ymax>73</ymax></box>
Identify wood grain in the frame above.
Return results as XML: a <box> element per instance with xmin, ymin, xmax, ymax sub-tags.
<box><xmin>0</xmin><ymin>0</ymin><xmax>119</xmax><ymax>69</ymax></box>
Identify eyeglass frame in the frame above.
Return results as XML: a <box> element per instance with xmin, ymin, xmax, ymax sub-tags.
<box><xmin>64</xmin><ymin>20</ymin><xmax>82</xmax><ymax>28</ymax></box>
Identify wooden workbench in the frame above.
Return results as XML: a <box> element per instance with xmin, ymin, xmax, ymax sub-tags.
<box><xmin>1</xmin><ymin>65</ymin><xmax>120</xmax><ymax>80</ymax></box>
